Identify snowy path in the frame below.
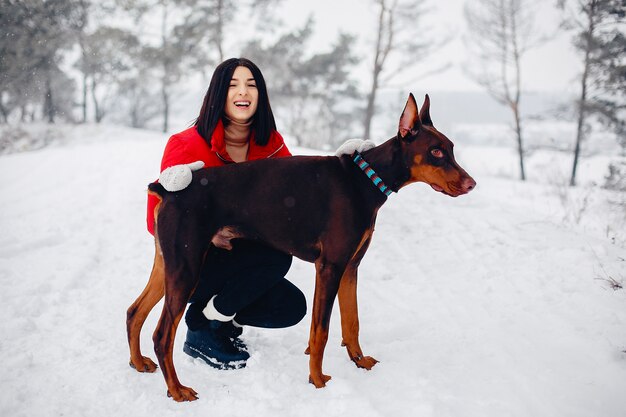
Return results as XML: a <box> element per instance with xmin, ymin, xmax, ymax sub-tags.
<box><xmin>0</xmin><ymin>125</ymin><xmax>624</xmax><ymax>417</ymax></box>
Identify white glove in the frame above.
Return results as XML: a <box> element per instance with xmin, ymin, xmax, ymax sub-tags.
<box><xmin>159</xmin><ymin>161</ymin><xmax>205</xmax><ymax>192</ymax></box>
<box><xmin>335</xmin><ymin>139</ymin><xmax>376</xmax><ymax>156</ymax></box>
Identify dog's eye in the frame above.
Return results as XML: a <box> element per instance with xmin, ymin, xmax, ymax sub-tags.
<box><xmin>431</xmin><ymin>149</ymin><xmax>444</xmax><ymax>158</ymax></box>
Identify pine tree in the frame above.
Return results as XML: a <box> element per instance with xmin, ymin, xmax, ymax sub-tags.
<box><xmin>557</xmin><ymin>0</ymin><xmax>626</xmax><ymax>186</ymax></box>
<box><xmin>78</xmin><ymin>27</ymin><xmax>142</xmax><ymax>122</ymax></box>
<box><xmin>242</xmin><ymin>20</ymin><xmax>362</xmax><ymax>149</ymax></box>
<box><xmin>0</xmin><ymin>0</ymin><xmax>78</xmax><ymax>123</ymax></box>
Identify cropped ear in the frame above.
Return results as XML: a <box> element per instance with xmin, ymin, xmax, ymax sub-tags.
<box><xmin>419</xmin><ymin>94</ymin><xmax>433</xmax><ymax>127</ymax></box>
<box><xmin>398</xmin><ymin>93</ymin><xmax>421</xmax><ymax>139</ymax></box>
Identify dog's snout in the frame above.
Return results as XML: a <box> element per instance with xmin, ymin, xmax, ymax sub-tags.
<box><xmin>462</xmin><ymin>177</ymin><xmax>476</xmax><ymax>193</ymax></box>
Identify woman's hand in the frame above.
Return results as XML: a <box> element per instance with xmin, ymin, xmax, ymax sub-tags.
<box><xmin>159</xmin><ymin>161</ymin><xmax>205</xmax><ymax>192</ymax></box>
<box><xmin>335</xmin><ymin>139</ymin><xmax>376</xmax><ymax>156</ymax></box>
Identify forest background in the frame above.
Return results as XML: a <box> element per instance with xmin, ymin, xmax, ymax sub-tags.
<box><xmin>1</xmin><ymin>0</ymin><xmax>623</xmax><ymax>182</ymax></box>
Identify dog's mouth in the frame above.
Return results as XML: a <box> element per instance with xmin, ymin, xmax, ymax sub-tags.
<box><xmin>430</xmin><ymin>184</ymin><xmax>444</xmax><ymax>193</ymax></box>
<box><xmin>430</xmin><ymin>184</ymin><xmax>454</xmax><ymax>196</ymax></box>
<box><xmin>430</xmin><ymin>183</ymin><xmax>464</xmax><ymax>197</ymax></box>
<box><xmin>234</xmin><ymin>101</ymin><xmax>251</xmax><ymax>108</ymax></box>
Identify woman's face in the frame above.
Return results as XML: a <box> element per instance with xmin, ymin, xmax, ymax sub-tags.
<box><xmin>224</xmin><ymin>66</ymin><xmax>259</xmax><ymax>123</ymax></box>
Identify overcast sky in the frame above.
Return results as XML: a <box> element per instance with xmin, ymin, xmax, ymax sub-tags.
<box><xmin>274</xmin><ymin>0</ymin><xmax>581</xmax><ymax>94</ymax></box>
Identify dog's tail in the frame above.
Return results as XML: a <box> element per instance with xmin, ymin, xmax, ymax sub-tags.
<box><xmin>148</xmin><ymin>182</ymin><xmax>166</xmax><ymax>197</ymax></box>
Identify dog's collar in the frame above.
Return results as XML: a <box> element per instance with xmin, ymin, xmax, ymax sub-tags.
<box><xmin>352</xmin><ymin>152</ymin><xmax>393</xmax><ymax>197</ymax></box>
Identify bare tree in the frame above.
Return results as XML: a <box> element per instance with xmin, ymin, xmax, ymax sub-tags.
<box><xmin>70</xmin><ymin>0</ymin><xmax>90</xmax><ymax>123</ymax></box>
<box><xmin>243</xmin><ymin>20</ymin><xmax>362</xmax><ymax>148</ymax></box>
<box><xmin>362</xmin><ymin>0</ymin><xmax>437</xmax><ymax>140</ymax></box>
<box><xmin>465</xmin><ymin>0</ymin><xmax>545</xmax><ymax>181</ymax></box>
<box><xmin>557</xmin><ymin>0</ymin><xmax>625</xmax><ymax>186</ymax></box>
<box><xmin>158</xmin><ymin>0</ymin><xmax>175</xmax><ymax>132</ymax></box>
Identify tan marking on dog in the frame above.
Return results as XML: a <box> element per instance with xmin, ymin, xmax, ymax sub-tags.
<box><xmin>352</xmin><ymin>230</ymin><xmax>372</xmax><ymax>260</ymax></box>
<box><xmin>148</xmin><ymin>190</ymin><xmax>163</xmax><ymax>230</ymax></box>
<box><xmin>211</xmin><ymin>226</ymin><xmax>242</xmax><ymax>250</ymax></box>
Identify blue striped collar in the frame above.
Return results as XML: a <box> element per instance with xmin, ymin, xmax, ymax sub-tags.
<box><xmin>352</xmin><ymin>152</ymin><xmax>393</xmax><ymax>197</ymax></box>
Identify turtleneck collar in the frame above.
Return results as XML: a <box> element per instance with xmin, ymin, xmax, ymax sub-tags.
<box><xmin>206</xmin><ymin>119</ymin><xmax>285</xmax><ymax>164</ymax></box>
<box><xmin>223</xmin><ymin>116</ymin><xmax>252</xmax><ymax>144</ymax></box>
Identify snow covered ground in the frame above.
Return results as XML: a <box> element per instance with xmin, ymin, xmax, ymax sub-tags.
<box><xmin>0</xmin><ymin>123</ymin><xmax>625</xmax><ymax>417</ymax></box>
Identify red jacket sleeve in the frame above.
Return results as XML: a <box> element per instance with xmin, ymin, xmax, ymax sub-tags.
<box><xmin>146</xmin><ymin>140</ymin><xmax>187</xmax><ymax>236</ymax></box>
<box><xmin>160</xmin><ymin>134</ymin><xmax>208</xmax><ymax>170</ymax></box>
<box><xmin>147</xmin><ymin>132</ymin><xmax>218</xmax><ymax>235</ymax></box>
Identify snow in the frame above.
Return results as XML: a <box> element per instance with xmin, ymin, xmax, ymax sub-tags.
<box><xmin>1</xmin><ymin>123</ymin><xmax>625</xmax><ymax>417</ymax></box>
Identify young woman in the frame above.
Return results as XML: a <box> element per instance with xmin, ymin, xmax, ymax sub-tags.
<box><xmin>146</xmin><ymin>58</ymin><xmax>307</xmax><ymax>370</ymax></box>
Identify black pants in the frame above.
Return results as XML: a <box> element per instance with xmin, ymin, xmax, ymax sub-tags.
<box><xmin>185</xmin><ymin>240</ymin><xmax>306</xmax><ymax>330</ymax></box>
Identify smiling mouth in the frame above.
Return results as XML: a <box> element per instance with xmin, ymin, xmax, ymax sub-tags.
<box><xmin>234</xmin><ymin>101</ymin><xmax>251</xmax><ymax>108</ymax></box>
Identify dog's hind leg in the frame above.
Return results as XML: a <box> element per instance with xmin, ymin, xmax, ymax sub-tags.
<box><xmin>152</xmin><ymin>245</ymin><xmax>205</xmax><ymax>402</ymax></box>
<box><xmin>127</xmin><ymin>240</ymin><xmax>165</xmax><ymax>373</ymax></box>
<box><xmin>153</xmin><ymin>286</ymin><xmax>198</xmax><ymax>401</ymax></box>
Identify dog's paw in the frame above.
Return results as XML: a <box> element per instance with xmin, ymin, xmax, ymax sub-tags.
<box><xmin>353</xmin><ymin>355</ymin><xmax>379</xmax><ymax>370</ymax></box>
<box><xmin>309</xmin><ymin>373</ymin><xmax>332</xmax><ymax>388</ymax></box>
<box><xmin>129</xmin><ymin>356</ymin><xmax>158</xmax><ymax>373</ymax></box>
<box><xmin>167</xmin><ymin>385</ymin><xmax>199</xmax><ymax>402</ymax></box>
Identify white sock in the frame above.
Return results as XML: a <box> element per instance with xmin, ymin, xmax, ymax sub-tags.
<box><xmin>202</xmin><ymin>295</ymin><xmax>236</xmax><ymax>322</ymax></box>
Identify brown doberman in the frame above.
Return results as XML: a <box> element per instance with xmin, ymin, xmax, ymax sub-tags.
<box><xmin>126</xmin><ymin>93</ymin><xmax>476</xmax><ymax>401</ymax></box>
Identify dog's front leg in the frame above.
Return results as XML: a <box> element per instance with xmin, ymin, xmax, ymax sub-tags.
<box><xmin>308</xmin><ymin>259</ymin><xmax>344</xmax><ymax>388</ymax></box>
<box><xmin>338</xmin><ymin>263</ymin><xmax>379</xmax><ymax>370</ymax></box>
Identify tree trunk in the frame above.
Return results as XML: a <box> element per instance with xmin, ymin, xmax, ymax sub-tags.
<box><xmin>76</xmin><ymin>1</ymin><xmax>89</xmax><ymax>123</ymax></box>
<box><xmin>0</xmin><ymin>100</ymin><xmax>8</xmax><ymax>123</ymax></box>
<box><xmin>363</xmin><ymin>71</ymin><xmax>380</xmax><ymax>140</ymax></box>
<box><xmin>91</xmin><ymin>77</ymin><xmax>102</xmax><ymax>123</ymax></box>
<box><xmin>131</xmin><ymin>101</ymin><xmax>139</xmax><ymax>129</ymax></box>
<box><xmin>161</xmin><ymin>1</ymin><xmax>169</xmax><ymax>133</ymax></box>
<box><xmin>570</xmin><ymin>0</ymin><xmax>596</xmax><ymax>187</ymax></box>
<box><xmin>82</xmin><ymin>73</ymin><xmax>88</xmax><ymax>123</ymax></box>
<box><xmin>509</xmin><ymin>0</ymin><xmax>525</xmax><ymax>181</ymax></box>
<box><xmin>512</xmin><ymin>104</ymin><xmax>526</xmax><ymax>181</ymax></box>
<box><xmin>44</xmin><ymin>72</ymin><xmax>55</xmax><ymax>123</ymax></box>
<box><xmin>571</xmin><ymin>80</ymin><xmax>588</xmax><ymax>186</ymax></box>
<box><xmin>363</xmin><ymin>0</ymin><xmax>388</xmax><ymax>140</ymax></box>
<box><xmin>162</xmin><ymin>78</ymin><xmax>169</xmax><ymax>133</ymax></box>
<box><xmin>216</xmin><ymin>0</ymin><xmax>224</xmax><ymax>62</ymax></box>
<box><xmin>78</xmin><ymin>33</ymin><xmax>88</xmax><ymax>123</ymax></box>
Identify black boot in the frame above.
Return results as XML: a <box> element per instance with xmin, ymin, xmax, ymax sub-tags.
<box><xmin>183</xmin><ymin>320</ymin><xmax>249</xmax><ymax>370</ymax></box>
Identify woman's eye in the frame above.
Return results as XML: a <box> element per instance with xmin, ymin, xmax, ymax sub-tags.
<box><xmin>247</xmin><ymin>83</ymin><xmax>257</xmax><ymax>88</ymax></box>
<box><xmin>431</xmin><ymin>149</ymin><xmax>444</xmax><ymax>158</ymax></box>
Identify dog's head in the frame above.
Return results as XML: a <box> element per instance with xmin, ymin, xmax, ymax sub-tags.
<box><xmin>396</xmin><ymin>93</ymin><xmax>476</xmax><ymax>197</ymax></box>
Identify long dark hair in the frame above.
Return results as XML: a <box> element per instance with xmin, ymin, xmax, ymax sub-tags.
<box><xmin>195</xmin><ymin>58</ymin><xmax>276</xmax><ymax>146</ymax></box>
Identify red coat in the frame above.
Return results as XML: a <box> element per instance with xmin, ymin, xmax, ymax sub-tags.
<box><xmin>147</xmin><ymin>120</ymin><xmax>291</xmax><ymax>235</ymax></box>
